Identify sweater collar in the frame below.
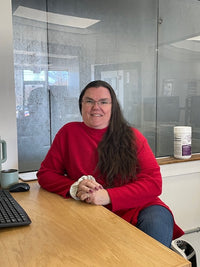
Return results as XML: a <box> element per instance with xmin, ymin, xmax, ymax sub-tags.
<box><xmin>81</xmin><ymin>122</ymin><xmax>108</xmax><ymax>135</ymax></box>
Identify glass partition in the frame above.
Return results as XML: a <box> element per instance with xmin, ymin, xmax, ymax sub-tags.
<box><xmin>12</xmin><ymin>0</ymin><xmax>50</xmax><ymax>171</ymax></box>
<box><xmin>158</xmin><ymin>0</ymin><xmax>200</xmax><ymax>156</ymax></box>
<box><xmin>12</xmin><ymin>0</ymin><xmax>200</xmax><ymax>171</ymax></box>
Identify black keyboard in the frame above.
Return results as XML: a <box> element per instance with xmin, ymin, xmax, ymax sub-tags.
<box><xmin>0</xmin><ymin>189</ymin><xmax>31</xmax><ymax>228</ymax></box>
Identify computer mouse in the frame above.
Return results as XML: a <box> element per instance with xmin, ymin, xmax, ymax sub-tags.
<box><xmin>9</xmin><ymin>182</ymin><xmax>30</xmax><ymax>192</ymax></box>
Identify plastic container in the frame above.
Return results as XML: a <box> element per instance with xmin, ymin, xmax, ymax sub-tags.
<box><xmin>174</xmin><ymin>126</ymin><xmax>192</xmax><ymax>159</ymax></box>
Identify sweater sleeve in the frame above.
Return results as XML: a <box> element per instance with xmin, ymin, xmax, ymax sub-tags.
<box><xmin>107</xmin><ymin>129</ymin><xmax>162</xmax><ymax>212</ymax></box>
<box><xmin>37</xmin><ymin>129</ymin><xmax>74</xmax><ymax>198</ymax></box>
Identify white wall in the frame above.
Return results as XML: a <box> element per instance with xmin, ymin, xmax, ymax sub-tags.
<box><xmin>160</xmin><ymin>160</ymin><xmax>200</xmax><ymax>231</ymax></box>
<box><xmin>0</xmin><ymin>0</ymin><xmax>18</xmax><ymax>170</ymax></box>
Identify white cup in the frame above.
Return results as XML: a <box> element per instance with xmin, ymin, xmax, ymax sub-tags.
<box><xmin>0</xmin><ymin>137</ymin><xmax>7</xmax><ymax>183</ymax></box>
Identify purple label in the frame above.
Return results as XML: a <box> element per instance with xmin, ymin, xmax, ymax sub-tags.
<box><xmin>182</xmin><ymin>145</ymin><xmax>191</xmax><ymax>156</ymax></box>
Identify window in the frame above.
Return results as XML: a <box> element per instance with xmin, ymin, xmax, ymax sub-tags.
<box><xmin>12</xmin><ymin>0</ymin><xmax>200</xmax><ymax>172</ymax></box>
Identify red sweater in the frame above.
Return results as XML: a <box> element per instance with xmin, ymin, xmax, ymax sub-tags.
<box><xmin>37</xmin><ymin>122</ymin><xmax>184</xmax><ymax>239</ymax></box>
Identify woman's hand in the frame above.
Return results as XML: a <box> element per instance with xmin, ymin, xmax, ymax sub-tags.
<box><xmin>76</xmin><ymin>179</ymin><xmax>102</xmax><ymax>201</ymax></box>
<box><xmin>76</xmin><ymin>179</ymin><xmax>110</xmax><ymax>205</ymax></box>
<box><xmin>85</xmin><ymin>189</ymin><xmax>111</xmax><ymax>206</ymax></box>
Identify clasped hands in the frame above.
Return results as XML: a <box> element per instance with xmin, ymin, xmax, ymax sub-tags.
<box><xmin>76</xmin><ymin>179</ymin><xmax>111</xmax><ymax>206</ymax></box>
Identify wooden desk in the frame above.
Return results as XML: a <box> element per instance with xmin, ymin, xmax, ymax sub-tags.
<box><xmin>0</xmin><ymin>182</ymin><xmax>191</xmax><ymax>267</ymax></box>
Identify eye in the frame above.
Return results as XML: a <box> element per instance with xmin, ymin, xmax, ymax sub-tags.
<box><xmin>100</xmin><ymin>101</ymin><xmax>108</xmax><ymax>105</ymax></box>
<box><xmin>86</xmin><ymin>99</ymin><xmax>94</xmax><ymax>104</ymax></box>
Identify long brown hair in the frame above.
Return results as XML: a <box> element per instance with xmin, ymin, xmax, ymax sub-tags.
<box><xmin>79</xmin><ymin>80</ymin><xmax>137</xmax><ymax>187</ymax></box>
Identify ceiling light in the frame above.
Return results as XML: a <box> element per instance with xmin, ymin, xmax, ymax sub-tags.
<box><xmin>14</xmin><ymin>6</ymin><xmax>100</xmax><ymax>29</ymax></box>
<box><xmin>187</xmin><ymin>36</ymin><xmax>200</xmax><ymax>41</ymax></box>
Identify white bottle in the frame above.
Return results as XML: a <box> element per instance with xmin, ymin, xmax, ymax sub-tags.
<box><xmin>174</xmin><ymin>126</ymin><xmax>192</xmax><ymax>159</ymax></box>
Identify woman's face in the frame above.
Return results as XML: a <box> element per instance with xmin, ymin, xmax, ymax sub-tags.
<box><xmin>81</xmin><ymin>86</ymin><xmax>112</xmax><ymax>129</ymax></box>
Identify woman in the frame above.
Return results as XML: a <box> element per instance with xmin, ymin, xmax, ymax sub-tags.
<box><xmin>37</xmin><ymin>80</ymin><xmax>184</xmax><ymax>247</ymax></box>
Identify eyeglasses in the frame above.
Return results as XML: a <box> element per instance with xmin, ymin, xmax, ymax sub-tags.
<box><xmin>82</xmin><ymin>99</ymin><xmax>112</xmax><ymax>107</ymax></box>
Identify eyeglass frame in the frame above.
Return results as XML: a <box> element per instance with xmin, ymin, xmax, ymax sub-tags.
<box><xmin>82</xmin><ymin>97</ymin><xmax>112</xmax><ymax>107</ymax></box>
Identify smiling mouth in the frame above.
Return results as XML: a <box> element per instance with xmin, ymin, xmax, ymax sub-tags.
<box><xmin>91</xmin><ymin>114</ymin><xmax>102</xmax><ymax>117</ymax></box>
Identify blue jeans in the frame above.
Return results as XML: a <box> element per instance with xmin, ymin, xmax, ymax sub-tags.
<box><xmin>136</xmin><ymin>205</ymin><xmax>174</xmax><ymax>248</ymax></box>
